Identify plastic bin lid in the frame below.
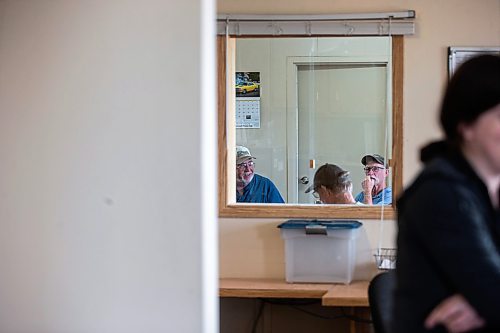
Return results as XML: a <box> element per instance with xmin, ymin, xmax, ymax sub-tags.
<box><xmin>277</xmin><ymin>219</ymin><xmax>362</xmax><ymax>230</ymax></box>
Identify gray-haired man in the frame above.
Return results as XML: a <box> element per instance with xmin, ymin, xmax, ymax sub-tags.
<box><xmin>235</xmin><ymin>146</ymin><xmax>284</xmax><ymax>203</ymax></box>
<box><xmin>354</xmin><ymin>154</ymin><xmax>392</xmax><ymax>205</ymax></box>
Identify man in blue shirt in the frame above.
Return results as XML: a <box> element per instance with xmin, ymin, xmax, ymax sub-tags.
<box><xmin>236</xmin><ymin>146</ymin><xmax>284</xmax><ymax>203</ymax></box>
<box><xmin>355</xmin><ymin>154</ymin><xmax>392</xmax><ymax>205</ymax></box>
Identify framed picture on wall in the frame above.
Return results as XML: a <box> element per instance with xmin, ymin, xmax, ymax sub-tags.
<box><xmin>448</xmin><ymin>46</ymin><xmax>500</xmax><ymax>79</ymax></box>
<box><xmin>235</xmin><ymin>72</ymin><xmax>260</xmax><ymax>97</ymax></box>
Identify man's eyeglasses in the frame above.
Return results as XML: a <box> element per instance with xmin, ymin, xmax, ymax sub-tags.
<box><xmin>311</xmin><ymin>185</ymin><xmax>322</xmax><ymax>199</ymax></box>
<box><xmin>236</xmin><ymin>161</ymin><xmax>255</xmax><ymax>169</ymax></box>
<box><xmin>364</xmin><ymin>166</ymin><xmax>385</xmax><ymax>173</ymax></box>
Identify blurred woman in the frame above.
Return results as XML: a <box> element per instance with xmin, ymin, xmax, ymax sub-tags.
<box><xmin>393</xmin><ymin>55</ymin><xmax>500</xmax><ymax>333</ymax></box>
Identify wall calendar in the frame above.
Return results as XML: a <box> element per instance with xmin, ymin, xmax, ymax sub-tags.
<box><xmin>236</xmin><ymin>97</ymin><xmax>261</xmax><ymax>129</ymax></box>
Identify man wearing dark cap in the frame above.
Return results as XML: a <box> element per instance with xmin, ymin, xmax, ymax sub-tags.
<box><xmin>354</xmin><ymin>154</ymin><xmax>392</xmax><ymax>205</ymax></box>
<box><xmin>235</xmin><ymin>146</ymin><xmax>284</xmax><ymax>203</ymax></box>
<box><xmin>305</xmin><ymin>163</ymin><xmax>358</xmax><ymax>204</ymax></box>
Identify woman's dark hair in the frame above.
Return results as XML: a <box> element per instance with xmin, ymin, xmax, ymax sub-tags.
<box><xmin>440</xmin><ymin>54</ymin><xmax>500</xmax><ymax>144</ymax></box>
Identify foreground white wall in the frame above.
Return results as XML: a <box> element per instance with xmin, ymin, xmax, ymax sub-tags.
<box><xmin>0</xmin><ymin>1</ymin><xmax>217</xmax><ymax>332</ymax></box>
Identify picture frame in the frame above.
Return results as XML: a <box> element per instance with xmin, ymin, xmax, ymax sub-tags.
<box><xmin>448</xmin><ymin>46</ymin><xmax>500</xmax><ymax>79</ymax></box>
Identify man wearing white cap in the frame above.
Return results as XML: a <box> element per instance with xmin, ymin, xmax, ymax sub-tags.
<box><xmin>236</xmin><ymin>146</ymin><xmax>284</xmax><ymax>203</ymax></box>
<box><xmin>355</xmin><ymin>154</ymin><xmax>392</xmax><ymax>205</ymax></box>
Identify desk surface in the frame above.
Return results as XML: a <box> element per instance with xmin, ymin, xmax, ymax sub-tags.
<box><xmin>219</xmin><ymin>278</ymin><xmax>369</xmax><ymax>307</ymax></box>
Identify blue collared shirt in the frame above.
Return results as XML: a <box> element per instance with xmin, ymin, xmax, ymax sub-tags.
<box><xmin>355</xmin><ymin>187</ymin><xmax>392</xmax><ymax>205</ymax></box>
<box><xmin>237</xmin><ymin>174</ymin><xmax>285</xmax><ymax>203</ymax></box>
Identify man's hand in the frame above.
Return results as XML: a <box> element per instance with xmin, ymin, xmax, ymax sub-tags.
<box><xmin>361</xmin><ymin>176</ymin><xmax>375</xmax><ymax>204</ymax></box>
<box><xmin>425</xmin><ymin>294</ymin><xmax>485</xmax><ymax>333</ymax></box>
<box><xmin>361</xmin><ymin>176</ymin><xmax>375</xmax><ymax>193</ymax></box>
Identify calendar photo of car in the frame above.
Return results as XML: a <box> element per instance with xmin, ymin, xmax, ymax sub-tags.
<box><xmin>235</xmin><ymin>72</ymin><xmax>260</xmax><ymax>97</ymax></box>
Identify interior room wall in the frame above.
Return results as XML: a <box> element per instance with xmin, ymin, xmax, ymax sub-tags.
<box><xmin>0</xmin><ymin>1</ymin><xmax>217</xmax><ymax>332</ymax></box>
<box><xmin>218</xmin><ymin>0</ymin><xmax>500</xmax><ymax>278</ymax></box>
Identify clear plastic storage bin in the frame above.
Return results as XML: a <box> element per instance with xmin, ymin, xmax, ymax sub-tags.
<box><xmin>278</xmin><ymin>220</ymin><xmax>362</xmax><ymax>284</ymax></box>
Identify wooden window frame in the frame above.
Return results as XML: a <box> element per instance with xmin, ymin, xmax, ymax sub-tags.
<box><xmin>217</xmin><ymin>36</ymin><xmax>403</xmax><ymax>219</ymax></box>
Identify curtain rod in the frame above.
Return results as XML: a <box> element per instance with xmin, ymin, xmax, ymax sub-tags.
<box><xmin>217</xmin><ymin>20</ymin><xmax>415</xmax><ymax>36</ymax></box>
<box><xmin>217</xmin><ymin>11</ymin><xmax>416</xmax><ymax>22</ymax></box>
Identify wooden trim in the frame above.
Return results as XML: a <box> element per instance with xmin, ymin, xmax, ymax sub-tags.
<box><xmin>217</xmin><ymin>36</ymin><xmax>228</xmax><ymax>214</ymax></box>
<box><xmin>392</xmin><ymin>36</ymin><xmax>404</xmax><ymax>202</ymax></box>
<box><xmin>220</xmin><ymin>204</ymin><xmax>395</xmax><ymax>219</ymax></box>
<box><xmin>217</xmin><ymin>36</ymin><xmax>403</xmax><ymax>219</ymax></box>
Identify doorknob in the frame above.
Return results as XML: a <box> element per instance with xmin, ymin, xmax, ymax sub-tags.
<box><xmin>299</xmin><ymin>176</ymin><xmax>309</xmax><ymax>185</ymax></box>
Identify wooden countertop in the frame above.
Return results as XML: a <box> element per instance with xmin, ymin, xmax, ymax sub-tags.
<box><xmin>219</xmin><ymin>278</ymin><xmax>369</xmax><ymax>307</ymax></box>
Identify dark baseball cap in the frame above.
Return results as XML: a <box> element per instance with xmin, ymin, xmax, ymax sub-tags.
<box><xmin>305</xmin><ymin>163</ymin><xmax>351</xmax><ymax>193</ymax></box>
<box><xmin>361</xmin><ymin>154</ymin><xmax>386</xmax><ymax>166</ymax></box>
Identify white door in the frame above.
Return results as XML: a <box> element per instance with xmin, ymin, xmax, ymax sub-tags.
<box><xmin>287</xmin><ymin>55</ymin><xmax>392</xmax><ymax>204</ymax></box>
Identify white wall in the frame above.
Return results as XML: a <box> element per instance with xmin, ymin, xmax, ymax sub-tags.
<box><xmin>0</xmin><ymin>1</ymin><xmax>217</xmax><ymax>332</ymax></box>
